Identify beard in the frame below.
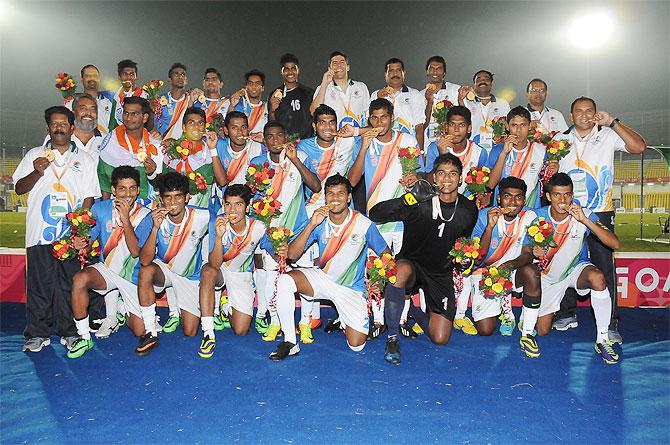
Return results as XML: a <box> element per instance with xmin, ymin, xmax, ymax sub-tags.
<box><xmin>75</xmin><ymin>117</ymin><xmax>96</xmax><ymax>132</ymax></box>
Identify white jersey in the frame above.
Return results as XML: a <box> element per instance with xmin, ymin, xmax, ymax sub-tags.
<box><xmin>209</xmin><ymin>216</ymin><xmax>265</xmax><ymax>273</ymax></box>
<box><xmin>12</xmin><ymin>142</ymin><xmax>101</xmax><ymax>247</ymax></box>
<box><xmin>421</xmin><ymin>81</ymin><xmax>461</xmax><ymax>149</ymax></box>
<box><xmin>314</xmin><ymin>80</ymin><xmax>370</xmax><ymax>128</ymax></box>
<box><xmin>370</xmin><ymin>85</ymin><xmax>425</xmax><ymax>137</ymax></box>
<box><xmin>526</xmin><ymin>105</ymin><xmax>568</xmax><ymax>133</ymax></box>
<box><xmin>464</xmin><ymin>95</ymin><xmax>511</xmax><ymax>149</ymax></box>
<box><xmin>64</xmin><ymin>92</ymin><xmax>114</xmax><ymax>134</ymax></box>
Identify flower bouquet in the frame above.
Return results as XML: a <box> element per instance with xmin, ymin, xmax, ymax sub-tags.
<box><xmin>52</xmin><ymin>208</ymin><xmax>100</xmax><ymax>266</ymax></box>
<box><xmin>479</xmin><ymin>265</ymin><xmax>513</xmax><ymax>299</ymax></box>
<box><xmin>245</xmin><ymin>162</ymin><xmax>276</xmax><ymax>195</ymax></box>
<box><xmin>464</xmin><ymin>166</ymin><xmax>491</xmax><ymax>209</ymax></box>
<box><xmin>55</xmin><ymin>72</ymin><xmax>76</xmax><ymax>99</ymax></box>
<box><xmin>527</xmin><ymin>217</ymin><xmax>557</xmax><ymax>270</ymax></box>
<box><xmin>366</xmin><ymin>252</ymin><xmax>397</xmax><ymax>313</ymax></box>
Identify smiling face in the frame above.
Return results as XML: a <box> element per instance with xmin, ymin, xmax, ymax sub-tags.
<box><xmin>47</xmin><ymin>113</ymin><xmax>74</xmax><ymax>146</ymax></box>
<box><xmin>314</xmin><ymin>113</ymin><xmax>337</xmax><ymax>143</ymax></box>
<box><xmin>571</xmin><ymin>99</ymin><xmax>597</xmax><ymax>132</ymax></box>
<box><xmin>329</xmin><ymin>55</ymin><xmax>349</xmax><ymax>80</ymax></box>
<box><xmin>426</xmin><ymin>61</ymin><xmax>446</xmax><ymax>84</ymax></box>
<box><xmin>223</xmin><ymin>194</ymin><xmax>248</xmax><ymax>225</ymax></box>
<box><xmin>225</xmin><ymin>116</ymin><xmax>249</xmax><ymax>148</ymax></box>
<box><xmin>112</xmin><ymin>177</ymin><xmax>139</xmax><ymax>205</ymax></box>
<box><xmin>245</xmin><ymin>74</ymin><xmax>264</xmax><ymax>100</ymax></box>
<box><xmin>433</xmin><ymin>161</ymin><xmax>461</xmax><ymax>194</ymax></box>
<box><xmin>73</xmin><ymin>97</ymin><xmax>97</xmax><ymax>132</ymax></box>
<box><xmin>281</xmin><ymin>62</ymin><xmax>299</xmax><ymax>85</ymax></box>
<box><xmin>546</xmin><ymin>184</ymin><xmax>573</xmax><ymax>216</ymax></box>
<box><xmin>324</xmin><ymin>183</ymin><xmax>351</xmax><ymax>215</ymax></box>
<box><xmin>161</xmin><ymin>190</ymin><xmax>188</xmax><ymax>217</ymax></box>
<box><xmin>473</xmin><ymin>71</ymin><xmax>493</xmax><ymax>97</ymax></box>
<box><xmin>498</xmin><ymin>187</ymin><xmax>526</xmax><ymax>219</ymax></box>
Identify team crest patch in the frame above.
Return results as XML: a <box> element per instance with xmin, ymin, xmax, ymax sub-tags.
<box><xmin>106</xmin><ymin>220</ymin><xmax>113</xmax><ymax>232</ymax></box>
<box><xmin>491</xmin><ymin>238</ymin><xmax>499</xmax><ymax>249</ymax></box>
<box><xmin>330</xmin><ymin>91</ymin><xmax>337</xmax><ymax>100</ymax></box>
<box><xmin>71</xmin><ymin>161</ymin><xmax>82</xmax><ymax>171</ymax></box>
<box><xmin>353</xmin><ymin>90</ymin><xmax>360</xmax><ymax>98</ymax></box>
<box><xmin>349</xmin><ymin>234</ymin><xmax>360</xmax><ymax>245</ymax></box>
<box><xmin>312</xmin><ymin>159</ymin><xmax>319</xmax><ymax>171</ymax></box>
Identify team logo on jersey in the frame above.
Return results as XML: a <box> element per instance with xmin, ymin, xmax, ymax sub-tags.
<box><xmin>349</xmin><ymin>234</ymin><xmax>361</xmax><ymax>245</ymax></box>
<box><xmin>530</xmin><ymin>163</ymin><xmax>538</xmax><ymax>171</ymax></box>
<box><xmin>330</xmin><ymin>91</ymin><xmax>337</xmax><ymax>100</ymax></box>
<box><xmin>353</xmin><ymin>90</ymin><xmax>361</xmax><ymax>98</ymax></box>
<box><xmin>106</xmin><ymin>220</ymin><xmax>113</xmax><ymax>232</ymax></box>
<box><xmin>493</xmin><ymin>108</ymin><xmax>499</xmax><ymax>113</ymax></box>
<box><xmin>71</xmin><ymin>160</ymin><xmax>82</xmax><ymax>171</ymax></box>
<box><xmin>403</xmin><ymin>97</ymin><xmax>410</xmax><ymax>104</ymax></box>
<box><xmin>491</xmin><ymin>238</ymin><xmax>499</xmax><ymax>249</ymax></box>
<box><xmin>312</xmin><ymin>159</ymin><xmax>319</xmax><ymax>171</ymax></box>
<box><xmin>550</xmin><ymin>116</ymin><xmax>556</xmax><ymax>122</ymax></box>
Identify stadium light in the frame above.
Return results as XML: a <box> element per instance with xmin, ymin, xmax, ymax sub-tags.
<box><xmin>570</xmin><ymin>10</ymin><xmax>615</xmax><ymax>50</ymax></box>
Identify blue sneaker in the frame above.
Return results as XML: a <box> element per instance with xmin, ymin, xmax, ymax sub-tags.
<box><xmin>499</xmin><ymin>314</ymin><xmax>515</xmax><ymax>336</ymax></box>
<box><xmin>384</xmin><ymin>336</ymin><xmax>401</xmax><ymax>365</ymax></box>
<box><xmin>595</xmin><ymin>341</ymin><xmax>620</xmax><ymax>364</ymax></box>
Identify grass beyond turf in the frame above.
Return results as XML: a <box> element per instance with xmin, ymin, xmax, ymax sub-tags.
<box><xmin>0</xmin><ymin>210</ymin><xmax>668</xmax><ymax>252</ymax></box>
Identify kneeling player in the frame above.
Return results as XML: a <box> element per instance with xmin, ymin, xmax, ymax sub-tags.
<box><xmin>68</xmin><ymin>166</ymin><xmax>153</xmax><ymax>358</ymax></box>
<box><xmin>369</xmin><ymin>153</ymin><xmax>478</xmax><ymax>364</ymax></box>
<box><xmin>268</xmin><ymin>174</ymin><xmax>390</xmax><ymax>361</ymax></box>
<box><xmin>198</xmin><ymin>184</ymin><xmax>266</xmax><ymax>358</ymax></box>
<box><xmin>136</xmin><ymin>173</ymin><xmax>210</xmax><ymax>355</ymax></box>
<box><xmin>470</xmin><ymin>176</ymin><xmax>542</xmax><ymax>357</ymax></box>
<box><xmin>534</xmin><ymin>173</ymin><xmax>621</xmax><ymax>364</ymax></box>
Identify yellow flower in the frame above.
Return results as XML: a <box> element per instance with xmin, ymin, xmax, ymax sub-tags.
<box><xmin>72</xmin><ymin>219</ymin><xmax>79</xmax><ymax>226</ymax></box>
<box><xmin>373</xmin><ymin>258</ymin><xmax>383</xmax><ymax>268</ymax></box>
<box><xmin>436</xmin><ymin>102</ymin><xmax>444</xmax><ymax>110</ymax></box>
<box><xmin>549</xmin><ymin>148</ymin><xmax>558</xmax><ymax>154</ymax></box>
<box><xmin>492</xmin><ymin>282</ymin><xmax>503</xmax><ymax>293</ymax></box>
<box><xmin>262</xmin><ymin>179</ymin><xmax>271</xmax><ymax>185</ymax></box>
<box><xmin>534</xmin><ymin>233</ymin><xmax>545</xmax><ymax>243</ymax></box>
<box><xmin>389</xmin><ymin>276</ymin><xmax>397</xmax><ymax>284</ymax></box>
<box><xmin>482</xmin><ymin>167</ymin><xmax>491</xmax><ymax>173</ymax></box>
<box><xmin>54</xmin><ymin>244</ymin><xmax>62</xmax><ymax>251</ymax></box>
<box><xmin>473</xmin><ymin>237</ymin><xmax>480</xmax><ymax>243</ymax></box>
<box><xmin>62</xmin><ymin>253</ymin><xmax>69</xmax><ymax>259</ymax></box>
<box><xmin>260</xmin><ymin>209</ymin><xmax>268</xmax><ymax>216</ymax></box>
<box><xmin>379</xmin><ymin>269</ymin><xmax>386</xmax><ymax>277</ymax></box>
<box><xmin>176</xmin><ymin>145</ymin><xmax>183</xmax><ymax>153</ymax></box>
<box><xmin>266</xmin><ymin>187</ymin><xmax>274</xmax><ymax>195</ymax></box>
<box><xmin>188</xmin><ymin>173</ymin><xmax>196</xmax><ymax>179</ymax></box>
<box><xmin>271</xmin><ymin>231</ymin><xmax>282</xmax><ymax>240</ymax></box>
<box><xmin>247</xmin><ymin>167</ymin><xmax>256</xmax><ymax>175</ymax></box>
<box><xmin>382</xmin><ymin>252</ymin><xmax>393</xmax><ymax>260</ymax></box>
<box><xmin>484</xmin><ymin>277</ymin><xmax>493</xmax><ymax>287</ymax></box>
<box><xmin>528</xmin><ymin>226</ymin><xmax>539</xmax><ymax>236</ymax></box>
<box><xmin>159</xmin><ymin>97</ymin><xmax>168</xmax><ymax>106</ymax></box>
<box><xmin>490</xmin><ymin>267</ymin><xmax>499</xmax><ymax>276</ymax></box>
<box><xmin>92</xmin><ymin>240</ymin><xmax>100</xmax><ymax>247</ymax></box>
<box><xmin>183</xmin><ymin>149</ymin><xmax>190</xmax><ymax>156</ymax></box>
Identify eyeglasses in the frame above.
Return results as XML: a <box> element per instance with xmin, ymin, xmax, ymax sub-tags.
<box><xmin>529</xmin><ymin>88</ymin><xmax>546</xmax><ymax>93</ymax></box>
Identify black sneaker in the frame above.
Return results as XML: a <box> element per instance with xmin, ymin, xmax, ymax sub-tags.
<box><xmin>324</xmin><ymin>318</ymin><xmax>342</xmax><ymax>333</ymax></box>
<box><xmin>384</xmin><ymin>336</ymin><xmax>401</xmax><ymax>365</ymax></box>
<box><xmin>135</xmin><ymin>333</ymin><xmax>159</xmax><ymax>356</ymax></box>
<box><xmin>89</xmin><ymin>319</ymin><xmax>103</xmax><ymax>333</ymax></box>
<box><xmin>399</xmin><ymin>322</ymin><xmax>418</xmax><ymax>339</ymax></box>
<box><xmin>368</xmin><ymin>323</ymin><xmax>387</xmax><ymax>340</ymax></box>
<box><xmin>269</xmin><ymin>341</ymin><xmax>300</xmax><ymax>361</ymax></box>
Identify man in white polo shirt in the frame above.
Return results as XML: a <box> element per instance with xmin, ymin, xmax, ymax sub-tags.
<box><xmin>460</xmin><ymin>70</ymin><xmax>510</xmax><ymax>151</ymax></box>
<box><xmin>525</xmin><ymin>78</ymin><xmax>568</xmax><ymax>132</ymax></box>
<box><xmin>422</xmin><ymin>56</ymin><xmax>461</xmax><ymax>151</ymax></box>
<box><xmin>310</xmin><ymin>51</ymin><xmax>370</xmax><ymax>129</ymax></box>
<box><xmin>552</xmin><ymin>96</ymin><xmax>646</xmax><ymax>343</ymax></box>
<box><xmin>371</xmin><ymin>58</ymin><xmax>426</xmax><ymax>147</ymax></box>
<box><xmin>13</xmin><ymin>106</ymin><xmax>101</xmax><ymax>353</ymax></box>
<box><xmin>64</xmin><ymin>65</ymin><xmax>113</xmax><ymax>135</ymax></box>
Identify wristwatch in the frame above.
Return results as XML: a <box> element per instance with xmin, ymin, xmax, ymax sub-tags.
<box><xmin>609</xmin><ymin>118</ymin><xmax>620</xmax><ymax>128</ymax></box>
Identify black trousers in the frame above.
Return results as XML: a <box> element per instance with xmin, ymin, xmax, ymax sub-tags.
<box><xmin>24</xmin><ymin>244</ymin><xmax>80</xmax><ymax>339</ymax></box>
<box><xmin>557</xmin><ymin>211</ymin><xmax>618</xmax><ymax>328</ymax></box>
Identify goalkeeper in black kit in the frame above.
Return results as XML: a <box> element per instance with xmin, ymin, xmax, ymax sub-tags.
<box><xmin>369</xmin><ymin>153</ymin><xmax>478</xmax><ymax>365</ymax></box>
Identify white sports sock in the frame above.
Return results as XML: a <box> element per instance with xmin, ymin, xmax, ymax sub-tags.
<box><xmin>591</xmin><ymin>289</ymin><xmax>612</xmax><ymax>343</ymax></box>
<box><xmin>300</xmin><ymin>295</ymin><xmax>312</xmax><ymax>325</ymax></box>
<box><xmin>372</xmin><ymin>298</ymin><xmax>385</xmax><ymax>324</ymax></box>
<box><xmin>74</xmin><ymin>316</ymin><xmax>91</xmax><ymax>340</ymax></box>
<box><xmin>254</xmin><ymin>269</ymin><xmax>268</xmax><ymax>317</ymax></box>
<box><xmin>214</xmin><ymin>289</ymin><xmax>222</xmax><ymax>316</ymax></box>
<box><xmin>140</xmin><ymin>304</ymin><xmax>157</xmax><ymax>335</ymax></box>
<box><xmin>347</xmin><ymin>341</ymin><xmax>365</xmax><ymax>352</ymax></box>
<box><xmin>165</xmin><ymin>288</ymin><xmax>179</xmax><ymax>318</ymax></box>
<box><xmin>399</xmin><ymin>299</ymin><xmax>410</xmax><ymax>324</ymax></box>
<box><xmin>276</xmin><ymin>274</ymin><xmax>298</xmax><ymax>345</ymax></box>
<box><xmin>455</xmin><ymin>277</ymin><xmax>471</xmax><ymax>319</ymax></box>
<box><xmin>521</xmin><ymin>306</ymin><xmax>539</xmax><ymax>336</ymax></box>
<box><xmin>201</xmin><ymin>316</ymin><xmax>214</xmax><ymax>339</ymax></box>
<box><xmin>311</xmin><ymin>301</ymin><xmax>321</xmax><ymax>320</ymax></box>
<box><xmin>104</xmin><ymin>290</ymin><xmax>119</xmax><ymax>321</ymax></box>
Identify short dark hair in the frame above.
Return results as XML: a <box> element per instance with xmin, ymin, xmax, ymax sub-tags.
<box><xmin>385</xmin><ymin>57</ymin><xmax>404</xmax><ymax>72</ymax></box>
<box><xmin>570</xmin><ymin>96</ymin><xmax>597</xmax><ymax>113</ymax></box>
<box><xmin>157</xmin><ymin>172</ymin><xmax>189</xmax><ymax>195</ymax></box>
<box><xmin>545</xmin><ymin>172</ymin><xmax>573</xmax><ymax>193</ymax></box>
<box><xmin>280</xmin><ymin>53</ymin><xmax>299</xmax><ymax>67</ymax></box>
<box><xmin>473</xmin><ymin>70</ymin><xmax>494</xmax><ymax>82</ymax></box>
<box><xmin>44</xmin><ymin>106</ymin><xmax>74</xmax><ymax>125</ymax></box>
<box><xmin>72</xmin><ymin>93</ymin><xmax>97</xmax><ymax>110</ymax></box>
<box><xmin>244</xmin><ymin>69</ymin><xmax>265</xmax><ymax>85</ymax></box>
<box><xmin>447</xmin><ymin>105</ymin><xmax>471</xmax><ymax>125</ymax></box>
<box><xmin>168</xmin><ymin>62</ymin><xmax>187</xmax><ymax>77</ymax></box>
<box><xmin>325</xmin><ymin>173</ymin><xmax>352</xmax><ymax>194</ymax></box>
<box><xmin>507</xmin><ymin>106</ymin><xmax>531</xmax><ymax>123</ymax></box>
<box><xmin>124</xmin><ymin>96</ymin><xmax>151</xmax><ymax>117</ymax></box>
<box><xmin>497</xmin><ymin>176</ymin><xmax>527</xmax><ymax>196</ymax></box>
<box><xmin>111</xmin><ymin>165</ymin><xmax>140</xmax><ymax>188</ymax></box>
<box><xmin>204</xmin><ymin>68</ymin><xmax>222</xmax><ymax>81</ymax></box>
<box><xmin>117</xmin><ymin>59</ymin><xmax>138</xmax><ymax>76</ymax></box>
<box><xmin>224</xmin><ymin>111</ymin><xmax>248</xmax><ymax>127</ymax></box>
<box><xmin>425</xmin><ymin>56</ymin><xmax>446</xmax><ymax>71</ymax></box>
<box><xmin>369</xmin><ymin>98</ymin><xmax>393</xmax><ymax>117</ymax></box>
<box><xmin>313</xmin><ymin>104</ymin><xmax>337</xmax><ymax>124</ymax></box>
<box><xmin>182</xmin><ymin>106</ymin><xmax>206</xmax><ymax>125</ymax></box>
<box><xmin>433</xmin><ymin>153</ymin><xmax>463</xmax><ymax>174</ymax></box>
<box><xmin>263</xmin><ymin>120</ymin><xmax>285</xmax><ymax>136</ymax></box>
<box><xmin>329</xmin><ymin>51</ymin><xmax>348</xmax><ymax>64</ymax></box>
<box><xmin>224</xmin><ymin>184</ymin><xmax>253</xmax><ymax>206</ymax></box>
<box><xmin>526</xmin><ymin>78</ymin><xmax>547</xmax><ymax>92</ymax></box>
<box><xmin>80</xmin><ymin>64</ymin><xmax>99</xmax><ymax>78</ymax></box>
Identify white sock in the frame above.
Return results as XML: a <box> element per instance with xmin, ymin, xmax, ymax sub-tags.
<box><xmin>521</xmin><ymin>306</ymin><xmax>539</xmax><ymax>336</ymax></box>
<box><xmin>276</xmin><ymin>274</ymin><xmax>298</xmax><ymax>345</ymax></box>
<box><xmin>165</xmin><ymin>288</ymin><xmax>179</xmax><ymax>318</ymax></box>
<box><xmin>372</xmin><ymin>298</ymin><xmax>385</xmax><ymax>325</ymax></box>
<box><xmin>300</xmin><ymin>295</ymin><xmax>312</xmax><ymax>325</ymax></box>
<box><xmin>311</xmin><ymin>301</ymin><xmax>321</xmax><ymax>320</ymax></box>
<box><xmin>254</xmin><ymin>269</ymin><xmax>268</xmax><ymax>317</ymax></box>
<box><xmin>104</xmin><ymin>290</ymin><xmax>119</xmax><ymax>321</ymax></box>
<box><xmin>75</xmin><ymin>316</ymin><xmax>91</xmax><ymax>340</ymax></box>
<box><xmin>347</xmin><ymin>341</ymin><xmax>365</xmax><ymax>352</ymax></box>
<box><xmin>400</xmin><ymin>299</ymin><xmax>410</xmax><ymax>324</ymax></box>
<box><xmin>591</xmin><ymin>289</ymin><xmax>612</xmax><ymax>343</ymax></box>
<box><xmin>201</xmin><ymin>316</ymin><xmax>214</xmax><ymax>339</ymax></box>
<box><xmin>455</xmin><ymin>277</ymin><xmax>471</xmax><ymax>319</ymax></box>
<box><xmin>140</xmin><ymin>304</ymin><xmax>157</xmax><ymax>336</ymax></box>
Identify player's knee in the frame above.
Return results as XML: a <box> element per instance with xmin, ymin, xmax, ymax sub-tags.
<box><xmin>536</xmin><ymin>324</ymin><xmax>551</xmax><ymax>336</ymax></box>
<box><xmin>138</xmin><ymin>263</ymin><xmax>156</xmax><ymax>281</ymax></box>
<box><xmin>200</xmin><ymin>263</ymin><xmax>217</xmax><ymax>280</ymax></box>
<box><xmin>519</xmin><ymin>264</ymin><xmax>541</xmax><ymax>292</ymax></box>
<box><xmin>183</xmin><ymin>326</ymin><xmax>198</xmax><ymax>337</ymax></box>
<box><xmin>72</xmin><ymin>270</ymin><xmax>89</xmax><ymax>289</ymax></box>
<box><xmin>589</xmin><ymin>270</ymin><xmax>607</xmax><ymax>291</ymax></box>
<box><xmin>394</xmin><ymin>261</ymin><xmax>413</xmax><ymax>287</ymax></box>
<box><xmin>347</xmin><ymin>340</ymin><xmax>366</xmax><ymax>352</ymax></box>
<box><xmin>431</xmin><ymin>332</ymin><xmax>451</xmax><ymax>345</ymax></box>
<box><xmin>232</xmin><ymin>324</ymin><xmax>249</xmax><ymax>336</ymax></box>
<box><xmin>477</xmin><ymin>326</ymin><xmax>495</xmax><ymax>336</ymax></box>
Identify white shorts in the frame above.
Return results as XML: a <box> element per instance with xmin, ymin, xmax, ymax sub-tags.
<box><xmin>539</xmin><ymin>263</ymin><xmax>591</xmax><ymax>317</ymax></box>
<box><xmin>89</xmin><ymin>262</ymin><xmax>142</xmax><ymax>318</ymax></box>
<box><xmin>380</xmin><ymin>230</ymin><xmax>403</xmax><ymax>255</ymax></box>
<box><xmin>470</xmin><ymin>270</ymin><xmax>522</xmax><ymax>322</ymax></box>
<box><xmin>218</xmin><ymin>268</ymin><xmax>255</xmax><ymax>316</ymax></box>
<box><xmin>297</xmin><ymin>268</ymin><xmax>369</xmax><ymax>335</ymax></box>
<box><xmin>153</xmin><ymin>260</ymin><xmax>201</xmax><ymax>317</ymax></box>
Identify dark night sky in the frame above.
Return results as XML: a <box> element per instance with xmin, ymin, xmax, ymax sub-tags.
<box><xmin>1</xmin><ymin>0</ymin><xmax>668</xmax><ymax>148</ymax></box>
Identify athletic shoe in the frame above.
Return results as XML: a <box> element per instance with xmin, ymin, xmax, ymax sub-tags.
<box><xmin>499</xmin><ymin>315</ymin><xmax>515</xmax><ymax>336</ymax></box>
<box><xmin>221</xmin><ymin>313</ymin><xmax>231</xmax><ymax>329</ymax></box>
<box><xmin>220</xmin><ymin>293</ymin><xmax>229</xmax><ymax>309</ymax></box>
<box><xmin>519</xmin><ymin>335</ymin><xmax>541</xmax><ymax>358</ymax></box>
<box><xmin>135</xmin><ymin>333</ymin><xmax>159</xmax><ymax>356</ymax></box>
<box><xmin>384</xmin><ymin>336</ymin><xmax>401</xmax><ymax>365</ymax></box>
<box><xmin>412</xmin><ymin>323</ymin><xmax>424</xmax><ymax>334</ymax></box>
<box><xmin>552</xmin><ymin>314</ymin><xmax>578</xmax><ymax>331</ymax></box>
<box><xmin>517</xmin><ymin>318</ymin><xmax>537</xmax><ymax>337</ymax></box>
<box><xmin>95</xmin><ymin>317</ymin><xmax>120</xmax><ymax>339</ymax></box>
<box><xmin>399</xmin><ymin>322</ymin><xmax>418</xmax><ymax>339</ymax></box>
<box><xmin>262</xmin><ymin>324</ymin><xmax>282</xmax><ymax>342</ymax></box>
<box><xmin>453</xmin><ymin>317</ymin><xmax>478</xmax><ymax>335</ymax></box>
<box><xmin>368</xmin><ymin>323</ymin><xmax>387</xmax><ymax>340</ymax></box>
<box><xmin>162</xmin><ymin>316</ymin><xmax>180</xmax><ymax>333</ymax></box>
<box><xmin>60</xmin><ymin>336</ymin><xmax>78</xmax><ymax>351</ymax></box>
<box><xmin>269</xmin><ymin>341</ymin><xmax>299</xmax><ymax>361</ymax></box>
<box><xmin>298</xmin><ymin>322</ymin><xmax>314</xmax><ymax>344</ymax></box>
<box><xmin>323</xmin><ymin>318</ymin><xmax>342</xmax><ymax>333</ymax></box>
<box><xmin>22</xmin><ymin>337</ymin><xmax>50</xmax><ymax>353</ymax></box>
<box><xmin>213</xmin><ymin>314</ymin><xmax>225</xmax><ymax>331</ymax></box>
<box><xmin>155</xmin><ymin>316</ymin><xmax>163</xmax><ymax>333</ymax></box>
<box><xmin>608</xmin><ymin>325</ymin><xmax>623</xmax><ymax>345</ymax></box>
<box><xmin>116</xmin><ymin>311</ymin><xmax>126</xmax><ymax>327</ymax></box>
<box><xmin>255</xmin><ymin>315</ymin><xmax>269</xmax><ymax>334</ymax></box>
<box><xmin>198</xmin><ymin>335</ymin><xmax>216</xmax><ymax>359</ymax></box>
<box><xmin>309</xmin><ymin>316</ymin><xmax>322</xmax><ymax>330</ymax></box>
<box><xmin>89</xmin><ymin>319</ymin><xmax>104</xmax><ymax>333</ymax></box>
<box><xmin>67</xmin><ymin>338</ymin><xmax>94</xmax><ymax>359</ymax></box>
<box><xmin>595</xmin><ymin>341</ymin><xmax>620</xmax><ymax>364</ymax></box>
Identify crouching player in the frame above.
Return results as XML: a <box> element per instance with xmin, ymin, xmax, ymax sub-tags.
<box><xmin>197</xmin><ymin>184</ymin><xmax>266</xmax><ymax>358</ymax></box>
<box><xmin>470</xmin><ymin>176</ymin><xmax>542</xmax><ymax>357</ymax></box>
<box><xmin>67</xmin><ymin>166</ymin><xmax>153</xmax><ymax>358</ymax></box>
<box><xmin>534</xmin><ymin>173</ymin><xmax>621</xmax><ymax>364</ymax></box>
<box><xmin>268</xmin><ymin>174</ymin><xmax>390</xmax><ymax>361</ymax></box>
<box><xmin>135</xmin><ymin>172</ymin><xmax>211</xmax><ymax>355</ymax></box>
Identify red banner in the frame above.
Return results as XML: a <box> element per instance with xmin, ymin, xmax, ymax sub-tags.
<box><xmin>616</xmin><ymin>253</ymin><xmax>670</xmax><ymax>307</ymax></box>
